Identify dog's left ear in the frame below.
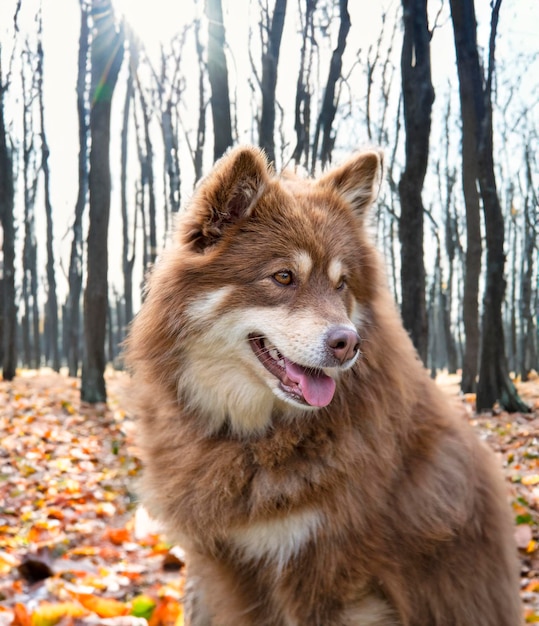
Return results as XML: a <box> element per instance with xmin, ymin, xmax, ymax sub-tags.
<box><xmin>183</xmin><ymin>146</ymin><xmax>270</xmax><ymax>252</ymax></box>
<box><xmin>318</xmin><ymin>149</ymin><xmax>383</xmax><ymax>217</ymax></box>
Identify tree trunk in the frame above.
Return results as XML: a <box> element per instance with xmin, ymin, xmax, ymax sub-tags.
<box><xmin>121</xmin><ymin>55</ymin><xmax>135</xmax><ymax>331</ymax></box>
<box><xmin>193</xmin><ymin>17</ymin><xmax>206</xmax><ymax>182</ymax></box>
<box><xmin>259</xmin><ymin>0</ymin><xmax>287</xmax><ymax>165</ymax></box>
<box><xmin>475</xmin><ymin>0</ymin><xmax>527</xmax><ymax>412</ymax></box>
<box><xmin>311</xmin><ymin>0</ymin><xmax>351</xmax><ymax>172</ymax></box>
<box><xmin>449</xmin><ymin>0</ymin><xmax>527</xmax><ymax>411</ymax></box>
<box><xmin>397</xmin><ymin>0</ymin><xmax>433</xmax><ymax>365</ymax></box>
<box><xmin>81</xmin><ymin>0</ymin><xmax>124</xmax><ymax>403</ymax></box>
<box><xmin>66</xmin><ymin>0</ymin><xmax>90</xmax><ymax>377</ymax></box>
<box><xmin>21</xmin><ymin>50</ymin><xmax>40</xmax><ymax>369</ymax></box>
<box><xmin>292</xmin><ymin>0</ymin><xmax>316</xmax><ymax>169</ymax></box>
<box><xmin>139</xmin><ymin>87</ymin><xmax>157</xmax><ymax>268</ymax></box>
<box><xmin>520</xmin><ymin>145</ymin><xmax>538</xmax><ymax>381</ymax></box>
<box><xmin>449</xmin><ymin>0</ymin><xmax>484</xmax><ymax>394</ymax></box>
<box><xmin>205</xmin><ymin>0</ymin><xmax>233</xmax><ymax>161</ymax></box>
<box><xmin>37</xmin><ymin>11</ymin><xmax>60</xmax><ymax>372</ymax></box>
<box><xmin>0</xmin><ymin>73</ymin><xmax>16</xmax><ymax>380</ymax></box>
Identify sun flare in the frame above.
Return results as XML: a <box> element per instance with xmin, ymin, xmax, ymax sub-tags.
<box><xmin>112</xmin><ymin>0</ymin><xmax>197</xmax><ymax>53</ymax></box>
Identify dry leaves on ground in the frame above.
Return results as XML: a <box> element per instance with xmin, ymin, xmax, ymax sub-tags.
<box><xmin>1</xmin><ymin>369</ymin><xmax>539</xmax><ymax>624</ymax></box>
<box><xmin>0</xmin><ymin>369</ymin><xmax>185</xmax><ymax>626</ymax></box>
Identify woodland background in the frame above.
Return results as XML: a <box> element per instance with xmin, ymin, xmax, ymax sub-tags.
<box><xmin>0</xmin><ymin>0</ymin><xmax>538</xmax><ymax>409</ymax></box>
<box><xmin>0</xmin><ymin>1</ymin><xmax>539</xmax><ymax>622</ymax></box>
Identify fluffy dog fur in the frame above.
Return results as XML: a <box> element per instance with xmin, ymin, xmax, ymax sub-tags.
<box><xmin>125</xmin><ymin>146</ymin><xmax>521</xmax><ymax>625</ymax></box>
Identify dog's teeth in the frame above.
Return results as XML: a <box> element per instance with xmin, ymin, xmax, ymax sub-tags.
<box><xmin>269</xmin><ymin>348</ymin><xmax>280</xmax><ymax>361</ymax></box>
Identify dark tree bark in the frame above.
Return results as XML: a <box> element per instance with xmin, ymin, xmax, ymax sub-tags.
<box><xmin>440</xmin><ymin>99</ymin><xmax>459</xmax><ymax>374</ymax></box>
<box><xmin>292</xmin><ymin>0</ymin><xmax>316</xmax><ymax>169</ymax></box>
<box><xmin>475</xmin><ymin>1</ymin><xmax>527</xmax><ymax>412</ymax></box>
<box><xmin>259</xmin><ymin>0</ymin><xmax>287</xmax><ymax>165</ymax></box>
<box><xmin>205</xmin><ymin>0</ymin><xmax>233</xmax><ymax>161</ymax></box>
<box><xmin>397</xmin><ymin>0</ymin><xmax>434</xmax><ymax>365</ymax></box>
<box><xmin>66</xmin><ymin>0</ymin><xmax>90</xmax><ymax>377</ymax></box>
<box><xmin>450</xmin><ymin>0</ymin><xmax>527</xmax><ymax>412</ymax></box>
<box><xmin>449</xmin><ymin>0</ymin><xmax>482</xmax><ymax>393</ymax></box>
<box><xmin>0</xmin><ymin>60</ymin><xmax>17</xmax><ymax>381</ymax></box>
<box><xmin>520</xmin><ymin>145</ymin><xmax>538</xmax><ymax>381</ymax></box>
<box><xmin>157</xmin><ymin>37</ymin><xmax>183</xmax><ymax>220</ymax></box>
<box><xmin>311</xmin><ymin>0</ymin><xmax>351</xmax><ymax>172</ymax></box>
<box><xmin>193</xmin><ymin>18</ymin><xmax>207</xmax><ymax>182</ymax></box>
<box><xmin>81</xmin><ymin>0</ymin><xmax>124</xmax><ymax>403</ymax></box>
<box><xmin>37</xmin><ymin>10</ymin><xmax>59</xmax><ymax>372</ymax></box>
<box><xmin>21</xmin><ymin>46</ymin><xmax>40</xmax><ymax>369</ymax></box>
<box><xmin>121</xmin><ymin>47</ymin><xmax>135</xmax><ymax>332</ymax></box>
<box><xmin>137</xmin><ymin>81</ymin><xmax>157</xmax><ymax>269</ymax></box>
<box><xmin>193</xmin><ymin>17</ymin><xmax>206</xmax><ymax>182</ymax></box>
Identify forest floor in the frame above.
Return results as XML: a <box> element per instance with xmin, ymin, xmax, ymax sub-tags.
<box><xmin>1</xmin><ymin>369</ymin><xmax>539</xmax><ymax>625</ymax></box>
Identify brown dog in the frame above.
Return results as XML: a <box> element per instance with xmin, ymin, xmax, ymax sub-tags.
<box><xmin>125</xmin><ymin>146</ymin><xmax>521</xmax><ymax>625</ymax></box>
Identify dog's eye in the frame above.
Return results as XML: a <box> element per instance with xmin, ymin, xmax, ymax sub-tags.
<box><xmin>273</xmin><ymin>270</ymin><xmax>294</xmax><ymax>286</ymax></box>
<box><xmin>336</xmin><ymin>277</ymin><xmax>346</xmax><ymax>291</ymax></box>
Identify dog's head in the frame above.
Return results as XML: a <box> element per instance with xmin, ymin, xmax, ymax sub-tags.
<box><xmin>130</xmin><ymin>146</ymin><xmax>384</xmax><ymax>434</ymax></box>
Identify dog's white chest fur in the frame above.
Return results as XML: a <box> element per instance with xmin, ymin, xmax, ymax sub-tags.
<box><xmin>229</xmin><ymin>509</ymin><xmax>323</xmax><ymax>571</ymax></box>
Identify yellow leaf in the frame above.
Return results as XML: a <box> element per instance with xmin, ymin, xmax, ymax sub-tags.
<box><xmin>175</xmin><ymin>605</ymin><xmax>185</xmax><ymax>626</ymax></box>
<box><xmin>522</xmin><ymin>475</ymin><xmax>539</xmax><ymax>486</ymax></box>
<box><xmin>527</xmin><ymin>540</ymin><xmax>538</xmax><ymax>554</ymax></box>
<box><xmin>31</xmin><ymin>602</ymin><xmax>86</xmax><ymax>626</ymax></box>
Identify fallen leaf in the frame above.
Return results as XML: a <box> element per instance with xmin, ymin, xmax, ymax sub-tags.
<box><xmin>30</xmin><ymin>602</ymin><xmax>87</xmax><ymax>626</ymax></box>
<box><xmin>76</xmin><ymin>594</ymin><xmax>129</xmax><ymax>618</ymax></box>
<box><xmin>130</xmin><ymin>594</ymin><xmax>157</xmax><ymax>620</ymax></box>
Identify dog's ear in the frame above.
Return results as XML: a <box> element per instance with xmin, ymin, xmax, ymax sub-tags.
<box><xmin>318</xmin><ymin>149</ymin><xmax>383</xmax><ymax>217</ymax></box>
<box><xmin>182</xmin><ymin>146</ymin><xmax>270</xmax><ymax>252</ymax></box>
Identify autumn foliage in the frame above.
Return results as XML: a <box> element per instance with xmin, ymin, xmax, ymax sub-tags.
<box><xmin>1</xmin><ymin>369</ymin><xmax>539</xmax><ymax>623</ymax></box>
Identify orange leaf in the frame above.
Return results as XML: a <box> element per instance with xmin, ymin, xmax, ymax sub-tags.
<box><xmin>76</xmin><ymin>594</ymin><xmax>129</xmax><ymax>618</ymax></box>
<box><xmin>12</xmin><ymin>603</ymin><xmax>31</xmax><ymax>626</ymax></box>
<box><xmin>104</xmin><ymin>526</ymin><xmax>131</xmax><ymax>545</ymax></box>
<box><xmin>525</xmin><ymin>578</ymin><xmax>539</xmax><ymax>592</ymax></box>
<box><xmin>149</xmin><ymin>598</ymin><xmax>182</xmax><ymax>626</ymax></box>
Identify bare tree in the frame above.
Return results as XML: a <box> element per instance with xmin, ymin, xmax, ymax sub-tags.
<box><xmin>0</xmin><ymin>52</ymin><xmax>16</xmax><ymax>380</ymax></box>
<box><xmin>258</xmin><ymin>0</ymin><xmax>287</xmax><ymax>165</ymax></box>
<box><xmin>439</xmin><ymin>94</ymin><xmax>459</xmax><ymax>374</ymax></box>
<box><xmin>448</xmin><ymin>0</ymin><xmax>481</xmax><ymax>393</ymax></box>
<box><xmin>205</xmin><ymin>0</ymin><xmax>233</xmax><ymax>160</ymax></box>
<box><xmin>519</xmin><ymin>143</ymin><xmax>538</xmax><ymax>380</ymax></box>
<box><xmin>311</xmin><ymin>0</ymin><xmax>351</xmax><ymax>171</ymax></box>
<box><xmin>133</xmin><ymin>63</ymin><xmax>157</xmax><ymax>270</ymax></box>
<box><xmin>449</xmin><ymin>0</ymin><xmax>527</xmax><ymax>411</ymax></box>
<box><xmin>121</xmin><ymin>36</ymin><xmax>136</xmax><ymax>331</ymax></box>
<box><xmin>81</xmin><ymin>0</ymin><xmax>124</xmax><ymax>403</ymax></box>
<box><xmin>21</xmin><ymin>42</ymin><xmax>40</xmax><ymax>369</ymax></box>
<box><xmin>37</xmin><ymin>9</ymin><xmax>59</xmax><ymax>371</ymax></box>
<box><xmin>398</xmin><ymin>0</ymin><xmax>434</xmax><ymax>364</ymax></box>
<box><xmin>193</xmin><ymin>17</ymin><xmax>207</xmax><ymax>182</ymax></box>
<box><xmin>65</xmin><ymin>0</ymin><xmax>90</xmax><ymax>377</ymax></box>
<box><xmin>292</xmin><ymin>0</ymin><xmax>316</xmax><ymax>169</ymax></box>
<box><xmin>156</xmin><ymin>32</ymin><xmax>186</xmax><ymax>220</ymax></box>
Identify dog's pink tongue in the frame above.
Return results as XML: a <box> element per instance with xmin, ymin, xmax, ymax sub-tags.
<box><xmin>285</xmin><ymin>361</ymin><xmax>336</xmax><ymax>407</ymax></box>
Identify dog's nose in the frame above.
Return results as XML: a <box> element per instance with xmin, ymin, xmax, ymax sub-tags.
<box><xmin>326</xmin><ymin>327</ymin><xmax>360</xmax><ymax>364</ymax></box>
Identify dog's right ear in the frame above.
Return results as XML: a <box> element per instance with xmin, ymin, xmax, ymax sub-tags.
<box><xmin>318</xmin><ymin>149</ymin><xmax>383</xmax><ymax>218</ymax></box>
<box><xmin>182</xmin><ymin>146</ymin><xmax>270</xmax><ymax>252</ymax></box>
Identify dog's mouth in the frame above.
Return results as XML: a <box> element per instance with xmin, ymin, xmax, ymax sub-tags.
<box><xmin>248</xmin><ymin>334</ymin><xmax>336</xmax><ymax>408</ymax></box>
